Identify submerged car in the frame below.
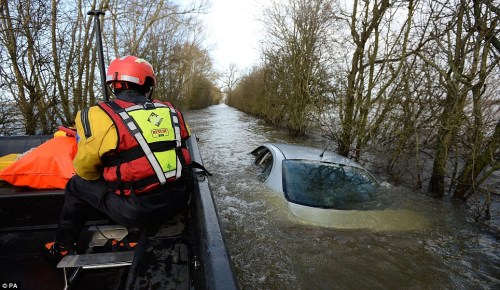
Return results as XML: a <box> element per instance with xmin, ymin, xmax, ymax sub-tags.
<box><xmin>251</xmin><ymin>143</ymin><xmax>428</xmax><ymax>231</ymax></box>
<box><xmin>252</xmin><ymin>143</ymin><xmax>380</xmax><ymax>210</ymax></box>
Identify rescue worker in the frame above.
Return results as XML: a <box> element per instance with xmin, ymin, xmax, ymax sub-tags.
<box><xmin>44</xmin><ymin>55</ymin><xmax>192</xmax><ymax>261</ymax></box>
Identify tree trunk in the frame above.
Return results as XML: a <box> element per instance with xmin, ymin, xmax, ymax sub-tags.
<box><xmin>453</xmin><ymin>119</ymin><xmax>500</xmax><ymax>199</ymax></box>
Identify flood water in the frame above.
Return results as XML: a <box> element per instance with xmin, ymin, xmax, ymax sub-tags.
<box><xmin>184</xmin><ymin>104</ymin><xmax>500</xmax><ymax>290</ymax></box>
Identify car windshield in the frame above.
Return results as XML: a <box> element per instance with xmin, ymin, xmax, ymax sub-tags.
<box><xmin>282</xmin><ymin>160</ymin><xmax>379</xmax><ymax>210</ymax></box>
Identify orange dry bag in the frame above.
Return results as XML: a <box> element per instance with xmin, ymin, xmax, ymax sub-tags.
<box><xmin>0</xmin><ymin>135</ymin><xmax>77</xmax><ymax>189</ymax></box>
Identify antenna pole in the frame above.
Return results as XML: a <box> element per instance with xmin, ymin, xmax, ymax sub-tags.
<box><xmin>320</xmin><ymin>139</ymin><xmax>333</xmax><ymax>158</ymax></box>
<box><xmin>87</xmin><ymin>10</ymin><xmax>109</xmax><ymax>102</ymax></box>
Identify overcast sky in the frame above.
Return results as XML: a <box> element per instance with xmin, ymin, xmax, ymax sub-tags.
<box><xmin>201</xmin><ymin>0</ymin><xmax>265</xmax><ymax>73</ymax></box>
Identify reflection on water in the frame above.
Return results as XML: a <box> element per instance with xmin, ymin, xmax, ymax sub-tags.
<box><xmin>184</xmin><ymin>104</ymin><xmax>500</xmax><ymax>290</ymax></box>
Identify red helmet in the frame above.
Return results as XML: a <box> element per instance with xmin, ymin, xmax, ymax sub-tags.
<box><xmin>106</xmin><ymin>55</ymin><xmax>156</xmax><ymax>87</ymax></box>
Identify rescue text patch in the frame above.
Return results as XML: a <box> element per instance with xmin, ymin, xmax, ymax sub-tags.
<box><xmin>151</xmin><ymin>128</ymin><xmax>169</xmax><ymax>138</ymax></box>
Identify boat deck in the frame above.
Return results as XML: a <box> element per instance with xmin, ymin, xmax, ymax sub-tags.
<box><xmin>0</xmin><ymin>180</ymin><xmax>197</xmax><ymax>289</ymax></box>
<box><xmin>0</xmin><ymin>134</ymin><xmax>239</xmax><ymax>290</ymax></box>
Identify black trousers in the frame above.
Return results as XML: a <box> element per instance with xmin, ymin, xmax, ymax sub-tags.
<box><xmin>55</xmin><ymin>175</ymin><xmax>189</xmax><ymax>247</ymax></box>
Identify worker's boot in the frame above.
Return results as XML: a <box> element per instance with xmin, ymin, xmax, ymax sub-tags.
<box><xmin>43</xmin><ymin>241</ymin><xmax>76</xmax><ymax>264</ymax></box>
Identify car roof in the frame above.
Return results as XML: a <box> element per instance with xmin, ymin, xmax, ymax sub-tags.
<box><xmin>265</xmin><ymin>143</ymin><xmax>364</xmax><ymax>169</ymax></box>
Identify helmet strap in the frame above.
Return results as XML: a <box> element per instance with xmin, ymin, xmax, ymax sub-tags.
<box><xmin>146</xmin><ymin>87</ymin><xmax>155</xmax><ymax>100</ymax></box>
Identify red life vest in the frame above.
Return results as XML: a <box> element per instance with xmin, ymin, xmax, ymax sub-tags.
<box><xmin>98</xmin><ymin>99</ymin><xmax>191</xmax><ymax>196</ymax></box>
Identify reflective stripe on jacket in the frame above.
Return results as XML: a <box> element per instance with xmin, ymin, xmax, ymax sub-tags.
<box><xmin>98</xmin><ymin>98</ymin><xmax>190</xmax><ymax>196</ymax></box>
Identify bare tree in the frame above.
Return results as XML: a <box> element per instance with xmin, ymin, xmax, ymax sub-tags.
<box><xmin>0</xmin><ymin>0</ymin><xmax>216</xmax><ymax>136</ymax></box>
<box><xmin>50</xmin><ymin>0</ymin><xmax>110</xmax><ymax>124</ymax></box>
<box><xmin>323</xmin><ymin>0</ymin><xmax>417</xmax><ymax>160</ymax></box>
<box><xmin>105</xmin><ymin>0</ymin><xmax>213</xmax><ymax>108</ymax></box>
<box><xmin>0</xmin><ymin>0</ymin><xmax>110</xmax><ymax>134</ymax></box>
<box><xmin>373</xmin><ymin>55</ymin><xmax>442</xmax><ymax>188</ymax></box>
<box><xmin>416</xmin><ymin>0</ymin><xmax>500</xmax><ymax>197</ymax></box>
<box><xmin>0</xmin><ymin>0</ymin><xmax>53</xmax><ymax>134</ymax></box>
<box><xmin>221</xmin><ymin>63</ymin><xmax>241</xmax><ymax>95</ymax></box>
<box><xmin>261</xmin><ymin>0</ymin><xmax>334</xmax><ymax>135</ymax></box>
<box><xmin>450</xmin><ymin>0</ymin><xmax>500</xmax><ymax>199</ymax></box>
<box><xmin>226</xmin><ymin>66</ymin><xmax>267</xmax><ymax>115</ymax></box>
<box><xmin>0</xmin><ymin>95</ymin><xmax>17</xmax><ymax>135</ymax></box>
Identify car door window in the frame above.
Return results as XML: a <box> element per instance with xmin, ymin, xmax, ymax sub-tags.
<box><xmin>253</xmin><ymin>148</ymin><xmax>273</xmax><ymax>182</ymax></box>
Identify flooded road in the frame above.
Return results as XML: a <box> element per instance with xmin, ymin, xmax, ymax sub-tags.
<box><xmin>184</xmin><ymin>104</ymin><xmax>499</xmax><ymax>289</ymax></box>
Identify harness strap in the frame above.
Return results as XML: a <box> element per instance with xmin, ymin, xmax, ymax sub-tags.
<box><xmin>191</xmin><ymin>161</ymin><xmax>212</xmax><ymax>176</ymax></box>
<box><xmin>115</xmin><ymin>158</ymin><xmax>125</xmax><ymax>196</ymax></box>
<box><xmin>102</xmin><ymin>141</ymin><xmax>178</xmax><ymax>167</ymax></box>
<box><xmin>106</xmin><ymin>175</ymin><xmax>159</xmax><ymax>192</ymax></box>
<box><xmin>168</xmin><ymin>106</ymin><xmax>183</xmax><ymax>180</ymax></box>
